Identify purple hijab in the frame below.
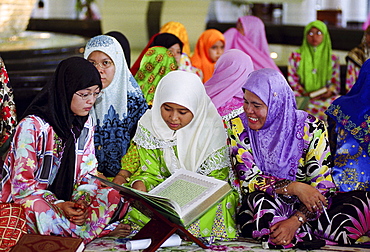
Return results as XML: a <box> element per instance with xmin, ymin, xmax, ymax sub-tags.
<box><xmin>242</xmin><ymin>68</ymin><xmax>308</xmax><ymax>180</ymax></box>
<box><xmin>204</xmin><ymin>49</ymin><xmax>254</xmax><ymax>116</ymax></box>
<box><xmin>224</xmin><ymin>16</ymin><xmax>280</xmax><ymax>72</ymax></box>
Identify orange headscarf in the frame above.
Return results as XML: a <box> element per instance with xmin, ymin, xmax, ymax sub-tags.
<box><xmin>160</xmin><ymin>21</ymin><xmax>191</xmax><ymax>56</ymax></box>
<box><xmin>191</xmin><ymin>29</ymin><xmax>225</xmax><ymax>83</ymax></box>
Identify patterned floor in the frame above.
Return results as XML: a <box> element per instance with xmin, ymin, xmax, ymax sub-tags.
<box><xmin>84</xmin><ymin>237</ymin><xmax>370</xmax><ymax>252</ymax></box>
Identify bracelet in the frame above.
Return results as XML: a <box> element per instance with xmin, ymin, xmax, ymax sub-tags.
<box><xmin>274</xmin><ymin>179</ymin><xmax>292</xmax><ymax>196</ymax></box>
<box><xmin>294</xmin><ymin>213</ymin><xmax>305</xmax><ymax>226</ymax></box>
<box><xmin>298</xmin><ymin>204</ymin><xmax>317</xmax><ymax>221</ymax></box>
<box><xmin>117</xmin><ymin>172</ymin><xmax>130</xmax><ymax>182</ymax></box>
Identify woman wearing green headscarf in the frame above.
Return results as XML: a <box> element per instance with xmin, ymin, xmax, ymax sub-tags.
<box><xmin>287</xmin><ymin>20</ymin><xmax>340</xmax><ymax>121</ymax></box>
<box><xmin>135</xmin><ymin>46</ymin><xmax>178</xmax><ymax>107</ymax></box>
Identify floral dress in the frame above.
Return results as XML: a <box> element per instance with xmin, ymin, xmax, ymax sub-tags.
<box><xmin>288</xmin><ymin>52</ymin><xmax>341</xmax><ymax>121</ymax></box>
<box><xmin>0</xmin><ymin>115</ymin><xmax>128</xmax><ymax>244</ymax></box>
<box><xmin>232</xmin><ymin>115</ymin><xmax>370</xmax><ymax>248</ymax></box>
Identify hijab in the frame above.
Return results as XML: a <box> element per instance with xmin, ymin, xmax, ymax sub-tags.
<box><xmin>135</xmin><ymin>46</ymin><xmax>178</xmax><ymax>106</ymax></box>
<box><xmin>204</xmin><ymin>49</ymin><xmax>254</xmax><ymax>118</ymax></box>
<box><xmin>84</xmin><ymin>35</ymin><xmax>148</xmax><ymax>177</ymax></box>
<box><xmin>297</xmin><ymin>20</ymin><xmax>333</xmax><ymax>93</ymax></box>
<box><xmin>191</xmin><ymin>29</ymin><xmax>225</xmax><ymax>83</ymax></box>
<box><xmin>105</xmin><ymin>31</ymin><xmax>131</xmax><ymax>67</ymax></box>
<box><xmin>326</xmin><ymin>58</ymin><xmax>370</xmax><ymax>155</ymax></box>
<box><xmin>242</xmin><ymin>68</ymin><xmax>308</xmax><ymax>180</ymax></box>
<box><xmin>134</xmin><ymin>70</ymin><xmax>227</xmax><ymax>173</ymax></box>
<box><xmin>346</xmin><ymin>25</ymin><xmax>370</xmax><ymax>67</ymax></box>
<box><xmin>223</xmin><ymin>16</ymin><xmax>280</xmax><ymax>72</ymax></box>
<box><xmin>22</xmin><ymin>57</ymin><xmax>102</xmax><ymax>201</ymax></box>
<box><xmin>160</xmin><ymin>21</ymin><xmax>191</xmax><ymax>56</ymax></box>
<box><xmin>150</xmin><ymin>33</ymin><xmax>183</xmax><ymax>52</ymax></box>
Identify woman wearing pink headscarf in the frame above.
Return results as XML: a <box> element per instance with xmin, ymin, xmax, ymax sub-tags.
<box><xmin>223</xmin><ymin>16</ymin><xmax>280</xmax><ymax>72</ymax></box>
<box><xmin>204</xmin><ymin>49</ymin><xmax>254</xmax><ymax>196</ymax></box>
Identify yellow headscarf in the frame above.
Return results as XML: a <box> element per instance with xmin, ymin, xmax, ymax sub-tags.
<box><xmin>160</xmin><ymin>21</ymin><xmax>191</xmax><ymax>56</ymax></box>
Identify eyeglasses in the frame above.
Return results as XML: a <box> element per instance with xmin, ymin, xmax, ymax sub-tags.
<box><xmin>75</xmin><ymin>91</ymin><xmax>103</xmax><ymax>100</ymax></box>
<box><xmin>308</xmin><ymin>31</ymin><xmax>322</xmax><ymax>36</ymax></box>
<box><xmin>89</xmin><ymin>60</ymin><xmax>114</xmax><ymax>69</ymax></box>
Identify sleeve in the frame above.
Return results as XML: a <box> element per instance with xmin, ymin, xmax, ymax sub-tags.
<box><xmin>121</xmin><ymin>140</ymin><xmax>140</xmax><ymax>174</ymax></box>
<box><xmin>287</xmin><ymin>52</ymin><xmax>306</xmax><ymax>96</ymax></box>
<box><xmin>129</xmin><ymin>146</ymin><xmax>172</xmax><ymax>191</ymax></box>
<box><xmin>327</xmin><ymin>54</ymin><xmax>341</xmax><ymax>95</ymax></box>
<box><xmin>0</xmin><ymin>57</ymin><xmax>17</xmax><ymax>153</ymax></box>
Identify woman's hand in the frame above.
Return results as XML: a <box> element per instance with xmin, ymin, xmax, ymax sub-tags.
<box><xmin>289</xmin><ymin>182</ymin><xmax>327</xmax><ymax>212</ymax></box>
<box><xmin>270</xmin><ymin>216</ymin><xmax>301</xmax><ymax>246</ymax></box>
<box><xmin>132</xmin><ymin>180</ymin><xmax>147</xmax><ymax>192</ymax></box>
<box><xmin>56</xmin><ymin>201</ymin><xmax>89</xmax><ymax>226</ymax></box>
<box><xmin>112</xmin><ymin>170</ymin><xmax>132</xmax><ymax>185</ymax></box>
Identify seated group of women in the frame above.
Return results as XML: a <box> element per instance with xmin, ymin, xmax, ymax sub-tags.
<box><xmin>0</xmin><ymin>17</ymin><xmax>369</xmax><ymax>250</ymax></box>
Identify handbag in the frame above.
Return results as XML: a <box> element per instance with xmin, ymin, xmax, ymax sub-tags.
<box><xmin>0</xmin><ymin>203</ymin><xmax>27</xmax><ymax>251</ymax></box>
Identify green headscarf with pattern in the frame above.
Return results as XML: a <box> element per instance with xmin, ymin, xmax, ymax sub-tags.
<box><xmin>135</xmin><ymin>46</ymin><xmax>178</xmax><ymax>106</ymax></box>
<box><xmin>297</xmin><ymin>20</ymin><xmax>333</xmax><ymax>93</ymax></box>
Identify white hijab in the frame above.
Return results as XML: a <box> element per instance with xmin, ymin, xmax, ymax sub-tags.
<box><xmin>134</xmin><ymin>70</ymin><xmax>228</xmax><ymax>173</ymax></box>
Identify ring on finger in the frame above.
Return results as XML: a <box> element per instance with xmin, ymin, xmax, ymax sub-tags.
<box><xmin>283</xmin><ymin>240</ymin><xmax>287</xmax><ymax>244</ymax></box>
<box><xmin>312</xmin><ymin>205</ymin><xmax>317</xmax><ymax>209</ymax></box>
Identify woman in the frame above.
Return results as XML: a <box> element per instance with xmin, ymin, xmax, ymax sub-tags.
<box><xmin>0</xmin><ymin>57</ymin><xmax>129</xmax><ymax>243</ymax></box>
<box><xmin>234</xmin><ymin>68</ymin><xmax>370</xmax><ymax>249</ymax></box>
<box><xmin>191</xmin><ymin>29</ymin><xmax>225</xmax><ymax>82</ymax></box>
<box><xmin>135</xmin><ymin>46</ymin><xmax>178</xmax><ymax>107</ymax></box>
<box><xmin>345</xmin><ymin>25</ymin><xmax>370</xmax><ymax>92</ymax></box>
<box><xmin>0</xmin><ymin>57</ymin><xmax>17</xmax><ymax>160</ymax></box>
<box><xmin>84</xmin><ymin>35</ymin><xmax>148</xmax><ymax>184</ymax></box>
<box><xmin>127</xmin><ymin>70</ymin><xmax>239</xmax><ymax>241</ymax></box>
<box><xmin>204</xmin><ymin>49</ymin><xmax>254</xmax><ymax>194</ymax></box>
<box><xmin>223</xmin><ymin>15</ymin><xmax>280</xmax><ymax>72</ymax></box>
<box><xmin>287</xmin><ymin>20</ymin><xmax>340</xmax><ymax>121</ymax></box>
<box><xmin>160</xmin><ymin>21</ymin><xmax>191</xmax><ymax>56</ymax></box>
<box><xmin>326</xmin><ymin>58</ymin><xmax>370</xmax><ymax>192</ymax></box>
<box><xmin>105</xmin><ymin>31</ymin><xmax>131</xmax><ymax>67</ymax></box>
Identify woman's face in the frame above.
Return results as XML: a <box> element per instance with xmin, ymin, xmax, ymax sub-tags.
<box><xmin>243</xmin><ymin>90</ymin><xmax>268</xmax><ymax>130</ymax></box>
<box><xmin>161</xmin><ymin>102</ymin><xmax>194</xmax><ymax>131</ymax></box>
<box><xmin>71</xmin><ymin>85</ymin><xmax>101</xmax><ymax>116</ymax></box>
<box><xmin>169</xmin><ymin>43</ymin><xmax>182</xmax><ymax>65</ymax></box>
<box><xmin>87</xmin><ymin>51</ymin><xmax>115</xmax><ymax>89</ymax></box>
<box><xmin>208</xmin><ymin>40</ymin><xmax>225</xmax><ymax>63</ymax></box>
<box><xmin>306</xmin><ymin>27</ymin><xmax>324</xmax><ymax>47</ymax></box>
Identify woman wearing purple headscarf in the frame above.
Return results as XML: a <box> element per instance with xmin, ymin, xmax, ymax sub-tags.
<box><xmin>234</xmin><ymin>68</ymin><xmax>370</xmax><ymax>249</ymax></box>
<box><xmin>223</xmin><ymin>16</ymin><xmax>280</xmax><ymax>72</ymax></box>
<box><xmin>204</xmin><ymin>49</ymin><xmax>254</xmax><ymax>195</ymax></box>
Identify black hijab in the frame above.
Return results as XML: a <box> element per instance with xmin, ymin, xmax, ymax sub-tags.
<box><xmin>150</xmin><ymin>33</ymin><xmax>183</xmax><ymax>52</ymax></box>
<box><xmin>22</xmin><ymin>57</ymin><xmax>102</xmax><ymax>201</ymax></box>
<box><xmin>105</xmin><ymin>31</ymin><xmax>131</xmax><ymax>67</ymax></box>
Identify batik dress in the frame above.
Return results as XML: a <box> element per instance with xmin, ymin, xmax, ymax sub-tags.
<box><xmin>0</xmin><ymin>115</ymin><xmax>128</xmax><ymax>244</ymax></box>
<box><xmin>233</xmin><ymin>115</ymin><xmax>370</xmax><ymax>248</ymax></box>
<box><xmin>288</xmin><ymin>52</ymin><xmax>341</xmax><ymax>121</ymax></box>
<box><xmin>124</xmin><ymin>124</ymin><xmax>239</xmax><ymax>241</ymax></box>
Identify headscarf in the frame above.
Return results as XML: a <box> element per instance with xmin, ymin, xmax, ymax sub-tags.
<box><xmin>134</xmin><ymin>70</ymin><xmax>227</xmax><ymax>173</ymax></box>
<box><xmin>204</xmin><ymin>49</ymin><xmax>254</xmax><ymax>118</ymax></box>
<box><xmin>326</xmin><ymin>58</ymin><xmax>370</xmax><ymax>155</ymax></box>
<box><xmin>297</xmin><ymin>20</ymin><xmax>333</xmax><ymax>93</ymax></box>
<box><xmin>191</xmin><ymin>29</ymin><xmax>225</xmax><ymax>83</ymax></box>
<box><xmin>135</xmin><ymin>46</ymin><xmax>178</xmax><ymax>106</ymax></box>
<box><xmin>105</xmin><ymin>31</ymin><xmax>131</xmax><ymax>67</ymax></box>
<box><xmin>223</xmin><ymin>16</ymin><xmax>280</xmax><ymax>72</ymax></box>
<box><xmin>84</xmin><ymin>35</ymin><xmax>148</xmax><ymax>177</ymax></box>
<box><xmin>346</xmin><ymin>25</ymin><xmax>370</xmax><ymax>67</ymax></box>
<box><xmin>150</xmin><ymin>33</ymin><xmax>183</xmax><ymax>52</ymax></box>
<box><xmin>160</xmin><ymin>21</ymin><xmax>191</xmax><ymax>56</ymax></box>
<box><xmin>242</xmin><ymin>68</ymin><xmax>308</xmax><ymax>180</ymax></box>
<box><xmin>22</xmin><ymin>57</ymin><xmax>102</xmax><ymax>201</ymax></box>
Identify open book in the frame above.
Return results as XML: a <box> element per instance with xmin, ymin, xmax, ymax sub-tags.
<box><xmin>91</xmin><ymin>169</ymin><xmax>231</xmax><ymax>227</ymax></box>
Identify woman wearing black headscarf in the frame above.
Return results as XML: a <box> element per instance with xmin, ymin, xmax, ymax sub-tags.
<box><xmin>1</xmin><ymin>57</ymin><xmax>129</xmax><ymax>243</ymax></box>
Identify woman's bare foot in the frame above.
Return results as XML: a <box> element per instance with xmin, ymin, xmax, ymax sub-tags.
<box><xmin>108</xmin><ymin>223</ymin><xmax>131</xmax><ymax>237</ymax></box>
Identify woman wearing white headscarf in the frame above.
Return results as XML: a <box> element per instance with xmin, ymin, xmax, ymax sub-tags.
<box><xmin>84</xmin><ymin>35</ymin><xmax>148</xmax><ymax>183</ymax></box>
<box><xmin>126</xmin><ymin>70</ymin><xmax>239</xmax><ymax>241</ymax></box>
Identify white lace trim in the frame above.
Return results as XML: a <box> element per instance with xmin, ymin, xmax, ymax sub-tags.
<box><xmin>133</xmin><ymin>125</ymin><xmax>177</xmax><ymax>149</ymax></box>
<box><xmin>197</xmin><ymin>146</ymin><xmax>231</xmax><ymax>176</ymax></box>
<box><xmin>221</xmin><ymin>107</ymin><xmax>244</xmax><ymax>122</ymax></box>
